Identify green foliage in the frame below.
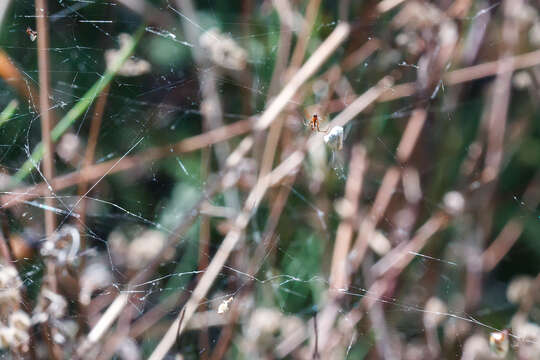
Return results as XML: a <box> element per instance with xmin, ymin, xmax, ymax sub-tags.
<box><xmin>278</xmin><ymin>232</ymin><xmax>323</xmax><ymax>314</ymax></box>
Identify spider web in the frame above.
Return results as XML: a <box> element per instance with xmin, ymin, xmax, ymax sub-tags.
<box><xmin>0</xmin><ymin>1</ymin><xmax>538</xmax><ymax>359</ymax></box>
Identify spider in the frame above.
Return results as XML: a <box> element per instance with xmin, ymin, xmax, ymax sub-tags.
<box><xmin>304</xmin><ymin>114</ymin><xmax>328</xmax><ymax>133</ymax></box>
<box><xmin>26</xmin><ymin>27</ymin><xmax>37</xmax><ymax>42</ymax></box>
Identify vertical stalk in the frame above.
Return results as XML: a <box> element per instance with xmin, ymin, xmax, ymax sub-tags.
<box><xmin>35</xmin><ymin>0</ymin><xmax>56</xmax><ymax>238</ymax></box>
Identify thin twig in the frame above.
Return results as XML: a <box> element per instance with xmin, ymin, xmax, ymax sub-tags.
<box><xmin>267</xmin><ymin>0</ymin><xmax>294</xmax><ymax>99</ymax></box>
<box><xmin>0</xmin><ymin>223</ymin><xmax>12</xmax><ymax>263</ymax></box>
<box><xmin>36</xmin><ymin>2</ymin><xmax>61</xmax><ymax>358</ymax></box>
<box><xmin>379</xmin><ymin>48</ymin><xmax>540</xmax><ymax>102</ymax></box>
<box><xmin>36</xmin><ymin>0</ymin><xmax>56</xmax><ymax>238</ymax></box>
<box><xmin>288</xmin><ymin>0</ymin><xmax>322</xmax><ymax>69</ymax></box>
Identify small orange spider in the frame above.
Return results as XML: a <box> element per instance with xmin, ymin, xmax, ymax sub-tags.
<box><xmin>304</xmin><ymin>114</ymin><xmax>328</xmax><ymax>133</ymax></box>
<box><xmin>26</xmin><ymin>27</ymin><xmax>37</xmax><ymax>42</ymax></box>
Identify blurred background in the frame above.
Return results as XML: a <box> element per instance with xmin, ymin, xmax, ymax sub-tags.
<box><xmin>0</xmin><ymin>0</ymin><xmax>539</xmax><ymax>359</ymax></box>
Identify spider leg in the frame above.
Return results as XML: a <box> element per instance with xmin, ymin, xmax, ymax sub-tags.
<box><xmin>317</xmin><ymin>123</ymin><xmax>329</xmax><ymax>133</ymax></box>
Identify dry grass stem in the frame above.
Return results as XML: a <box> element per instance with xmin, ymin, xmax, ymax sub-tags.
<box><xmin>2</xmin><ymin>2</ymin><xmax>538</xmax><ymax>359</ymax></box>
<box><xmin>35</xmin><ymin>0</ymin><xmax>55</xmax><ymax>237</ymax></box>
<box><xmin>329</xmin><ymin>145</ymin><xmax>366</xmax><ymax>291</ymax></box>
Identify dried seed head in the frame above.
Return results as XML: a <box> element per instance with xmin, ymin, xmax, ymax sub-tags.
<box><xmin>513</xmin><ymin>71</ymin><xmax>532</xmax><ymax>90</ymax></box>
<box><xmin>127</xmin><ymin>230</ymin><xmax>167</xmax><ymax>270</ymax></box>
<box><xmin>404</xmin><ymin>342</ymin><xmax>427</xmax><ymax>360</ymax></box>
<box><xmin>79</xmin><ymin>261</ymin><xmax>112</xmax><ymax>306</ymax></box>
<box><xmin>461</xmin><ymin>334</ymin><xmax>492</xmax><ymax>360</ymax></box>
<box><xmin>116</xmin><ymin>337</ymin><xmax>141</xmax><ymax>360</ymax></box>
<box><xmin>245</xmin><ymin>307</ymin><xmax>282</xmax><ymax>340</ymax></box>
<box><xmin>392</xmin><ymin>1</ymin><xmax>444</xmax><ymax>30</ymax></box>
<box><xmin>0</xmin><ymin>325</ymin><xmax>29</xmax><ymax>353</ymax></box>
<box><xmin>57</xmin><ymin>133</ymin><xmax>81</xmax><ymax>163</ymax></box>
<box><xmin>506</xmin><ymin>276</ymin><xmax>533</xmax><ymax>305</ymax></box>
<box><xmin>9</xmin><ymin>311</ymin><xmax>30</xmax><ymax>331</ymax></box>
<box><xmin>370</xmin><ymin>230</ymin><xmax>391</xmax><ymax>256</ymax></box>
<box><xmin>33</xmin><ymin>288</ymin><xmax>68</xmax><ymax>323</ymax></box>
<box><xmin>200</xmin><ymin>28</ymin><xmax>247</xmax><ymax>70</ymax></box>
<box><xmin>109</xmin><ymin>229</ymin><xmax>128</xmax><ymax>268</ymax></box>
<box><xmin>0</xmin><ymin>266</ymin><xmax>21</xmax><ymax>288</ymax></box>
<box><xmin>0</xmin><ymin>266</ymin><xmax>22</xmax><ymax>306</ymax></box>
<box><xmin>0</xmin><ymin>326</ymin><xmax>13</xmax><ymax>349</ymax></box>
<box><xmin>11</xmin><ymin>328</ymin><xmax>29</xmax><ymax>350</ymax></box>
<box><xmin>423</xmin><ymin>297</ymin><xmax>448</xmax><ymax>328</ymax></box>
<box><xmin>515</xmin><ymin>322</ymin><xmax>540</xmax><ymax>359</ymax></box>
<box><xmin>105</xmin><ymin>33</ymin><xmax>151</xmax><ymax>76</ymax></box>
<box><xmin>40</xmin><ymin>226</ymin><xmax>80</xmax><ymax>266</ymax></box>
<box><xmin>443</xmin><ymin>191</ymin><xmax>465</xmax><ymax>215</ymax></box>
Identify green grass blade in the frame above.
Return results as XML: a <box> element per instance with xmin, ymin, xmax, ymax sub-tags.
<box><xmin>10</xmin><ymin>25</ymin><xmax>146</xmax><ymax>186</ymax></box>
<box><xmin>0</xmin><ymin>99</ymin><xmax>18</xmax><ymax>128</ymax></box>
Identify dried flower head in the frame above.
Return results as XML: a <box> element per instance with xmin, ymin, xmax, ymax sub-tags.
<box><xmin>460</xmin><ymin>334</ymin><xmax>494</xmax><ymax>360</ymax></box>
<box><xmin>116</xmin><ymin>337</ymin><xmax>141</xmax><ymax>360</ymax></box>
<box><xmin>443</xmin><ymin>191</ymin><xmax>465</xmax><ymax>215</ymax></box>
<box><xmin>245</xmin><ymin>307</ymin><xmax>282</xmax><ymax>340</ymax></box>
<box><xmin>506</xmin><ymin>276</ymin><xmax>533</xmax><ymax>305</ymax></box>
<box><xmin>423</xmin><ymin>297</ymin><xmax>448</xmax><ymax>329</ymax></box>
<box><xmin>33</xmin><ymin>288</ymin><xmax>67</xmax><ymax>323</ymax></box>
<box><xmin>105</xmin><ymin>33</ymin><xmax>151</xmax><ymax>76</ymax></box>
<box><xmin>0</xmin><ymin>266</ymin><xmax>22</xmax><ymax>307</ymax></box>
<box><xmin>370</xmin><ymin>230</ymin><xmax>391</xmax><ymax>256</ymax></box>
<box><xmin>127</xmin><ymin>230</ymin><xmax>167</xmax><ymax>270</ymax></box>
<box><xmin>513</xmin><ymin>71</ymin><xmax>532</xmax><ymax>90</ymax></box>
<box><xmin>11</xmin><ymin>328</ymin><xmax>29</xmax><ymax>351</ymax></box>
<box><xmin>9</xmin><ymin>311</ymin><xmax>30</xmax><ymax>331</ymax></box>
<box><xmin>0</xmin><ymin>326</ymin><xmax>13</xmax><ymax>349</ymax></box>
<box><xmin>515</xmin><ymin>322</ymin><xmax>540</xmax><ymax>359</ymax></box>
<box><xmin>200</xmin><ymin>28</ymin><xmax>247</xmax><ymax>70</ymax></box>
<box><xmin>40</xmin><ymin>226</ymin><xmax>80</xmax><ymax>266</ymax></box>
<box><xmin>0</xmin><ymin>322</ymin><xmax>30</xmax><ymax>353</ymax></box>
<box><xmin>392</xmin><ymin>1</ymin><xmax>444</xmax><ymax>30</ymax></box>
<box><xmin>57</xmin><ymin>133</ymin><xmax>81</xmax><ymax>163</ymax></box>
<box><xmin>79</xmin><ymin>260</ymin><xmax>112</xmax><ymax>306</ymax></box>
